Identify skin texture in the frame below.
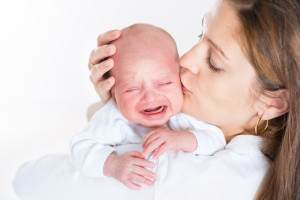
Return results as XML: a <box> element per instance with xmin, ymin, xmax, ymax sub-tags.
<box><xmin>110</xmin><ymin>24</ymin><xmax>183</xmax><ymax>128</ymax></box>
<box><xmin>180</xmin><ymin>0</ymin><xmax>259</xmax><ymax>139</ymax></box>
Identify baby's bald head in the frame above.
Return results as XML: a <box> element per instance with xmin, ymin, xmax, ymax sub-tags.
<box><xmin>108</xmin><ymin>24</ymin><xmax>183</xmax><ymax>127</ymax></box>
<box><xmin>109</xmin><ymin>24</ymin><xmax>179</xmax><ymax>78</ymax></box>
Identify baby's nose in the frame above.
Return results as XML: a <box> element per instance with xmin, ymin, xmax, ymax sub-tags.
<box><xmin>142</xmin><ymin>90</ymin><xmax>158</xmax><ymax>102</ymax></box>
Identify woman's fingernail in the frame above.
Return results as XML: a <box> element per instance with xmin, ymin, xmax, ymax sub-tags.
<box><xmin>112</xmin><ymin>30</ymin><xmax>118</xmax><ymax>36</ymax></box>
<box><xmin>106</xmin><ymin>46</ymin><xmax>112</xmax><ymax>53</ymax></box>
<box><xmin>104</xmin><ymin>60</ymin><xmax>110</xmax><ymax>67</ymax></box>
<box><xmin>108</xmin><ymin>77</ymin><xmax>114</xmax><ymax>83</ymax></box>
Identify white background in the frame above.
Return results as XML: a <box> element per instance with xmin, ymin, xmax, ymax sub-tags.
<box><xmin>0</xmin><ymin>0</ymin><xmax>215</xmax><ymax>199</ymax></box>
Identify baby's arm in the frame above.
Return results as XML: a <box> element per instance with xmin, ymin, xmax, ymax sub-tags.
<box><xmin>70</xmin><ymin>100</ymin><xmax>124</xmax><ymax>177</ymax></box>
<box><xmin>70</xmin><ymin>100</ymin><xmax>156</xmax><ymax>189</ymax></box>
<box><xmin>141</xmin><ymin>122</ymin><xmax>226</xmax><ymax>158</ymax></box>
<box><xmin>189</xmin><ymin>128</ymin><xmax>226</xmax><ymax>155</ymax></box>
<box><xmin>103</xmin><ymin>151</ymin><xmax>156</xmax><ymax>190</ymax></box>
<box><xmin>142</xmin><ymin>129</ymin><xmax>198</xmax><ymax>159</ymax></box>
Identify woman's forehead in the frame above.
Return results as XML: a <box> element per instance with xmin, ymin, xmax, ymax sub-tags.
<box><xmin>205</xmin><ymin>0</ymin><xmax>244</xmax><ymax>63</ymax></box>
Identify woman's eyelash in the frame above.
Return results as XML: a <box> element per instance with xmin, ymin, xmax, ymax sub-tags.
<box><xmin>198</xmin><ymin>34</ymin><xmax>203</xmax><ymax>40</ymax></box>
<box><xmin>206</xmin><ymin>57</ymin><xmax>221</xmax><ymax>72</ymax></box>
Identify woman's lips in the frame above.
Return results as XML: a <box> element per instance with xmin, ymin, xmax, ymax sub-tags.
<box><xmin>181</xmin><ymin>83</ymin><xmax>191</xmax><ymax>93</ymax></box>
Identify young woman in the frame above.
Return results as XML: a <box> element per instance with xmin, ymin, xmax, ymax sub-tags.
<box><xmin>89</xmin><ymin>0</ymin><xmax>299</xmax><ymax>199</ymax></box>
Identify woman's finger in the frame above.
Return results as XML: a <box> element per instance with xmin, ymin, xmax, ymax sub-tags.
<box><xmin>89</xmin><ymin>59</ymin><xmax>114</xmax><ymax>82</ymax></box>
<box><xmin>97</xmin><ymin>29</ymin><xmax>121</xmax><ymax>47</ymax></box>
<box><xmin>131</xmin><ymin>165</ymin><xmax>156</xmax><ymax>179</ymax></box>
<box><xmin>129</xmin><ymin>173</ymin><xmax>153</xmax><ymax>186</ymax></box>
<box><xmin>94</xmin><ymin>77</ymin><xmax>115</xmax><ymax>103</ymax></box>
<box><xmin>89</xmin><ymin>45</ymin><xmax>116</xmax><ymax>70</ymax></box>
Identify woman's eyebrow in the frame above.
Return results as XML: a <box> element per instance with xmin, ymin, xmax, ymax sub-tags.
<box><xmin>207</xmin><ymin>37</ymin><xmax>230</xmax><ymax>61</ymax></box>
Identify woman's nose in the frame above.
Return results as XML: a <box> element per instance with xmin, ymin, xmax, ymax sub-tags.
<box><xmin>179</xmin><ymin>49</ymin><xmax>199</xmax><ymax>75</ymax></box>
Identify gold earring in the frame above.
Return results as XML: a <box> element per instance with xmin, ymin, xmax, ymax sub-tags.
<box><xmin>255</xmin><ymin>115</ymin><xmax>269</xmax><ymax>134</ymax></box>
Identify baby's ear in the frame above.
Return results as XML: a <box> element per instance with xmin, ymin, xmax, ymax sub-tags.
<box><xmin>257</xmin><ymin>89</ymin><xmax>289</xmax><ymax>120</ymax></box>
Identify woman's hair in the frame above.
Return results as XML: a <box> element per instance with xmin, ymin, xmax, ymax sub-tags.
<box><xmin>227</xmin><ymin>0</ymin><xmax>300</xmax><ymax>199</ymax></box>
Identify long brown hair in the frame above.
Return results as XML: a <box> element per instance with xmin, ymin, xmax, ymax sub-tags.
<box><xmin>228</xmin><ymin>0</ymin><xmax>300</xmax><ymax>199</ymax></box>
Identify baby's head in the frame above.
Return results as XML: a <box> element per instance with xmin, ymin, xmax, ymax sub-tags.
<box><xmin>110</xmin><ymin>24</ymin><xmax>183</xmax><ymax>128</ymax></box>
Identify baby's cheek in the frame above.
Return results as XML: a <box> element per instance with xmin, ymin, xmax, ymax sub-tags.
<box><xmin>119</xmin><ymin>96</ymin><xmax>140</xmax><ymax>122</ymax></box>
<box><xmin>170</xmin><ymin>88</ymin><xmax>184</xmax><ymax>113</ymax></box>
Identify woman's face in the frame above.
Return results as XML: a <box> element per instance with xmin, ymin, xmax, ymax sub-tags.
<box><xmin>180</xmin><ymin>0</ymin><xmax>258</xmax><ymax>137</ymax></box>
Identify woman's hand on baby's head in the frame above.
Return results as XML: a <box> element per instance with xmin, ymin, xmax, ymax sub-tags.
<box><xmin>104</xmin><ymin>151</ymin><xmax>156</xmax><ymax>190</ymax></box>
<box><xmin>142</xmin><ymin>129</ymin><xmax>198</xmax><ymax>159</ymax></box>
<box><xmin>89</xmin><ymin>30</ymin><xmax>121</xmax><ymax>103</ymax></box>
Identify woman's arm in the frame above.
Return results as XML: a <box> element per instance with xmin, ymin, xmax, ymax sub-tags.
<box><xmin>89</xmin><ymin>30</ymin><xmax>121</xmax><ymax>103</ymax></box>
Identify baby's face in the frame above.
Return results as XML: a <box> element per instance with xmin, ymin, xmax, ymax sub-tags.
<box><xmin>112</xmin><ymin>53</ymin><xmax>183</xmax><ymax>128</ymax></box>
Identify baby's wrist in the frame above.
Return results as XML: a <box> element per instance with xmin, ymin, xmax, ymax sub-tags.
<box><xmin>103</xmin><ymin>153</ymin><xmax>117</xmax><ymax>177</ymax></box>
<box><xmin>181</xmin><ymin>131</ymin><xmax>198</xmax><ymax>152</ymax></box>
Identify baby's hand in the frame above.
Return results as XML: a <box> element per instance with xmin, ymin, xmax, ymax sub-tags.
<box><xmin>142</xmin><ymin>129</ymin><xmax>198</xmax><ymax>159</ymax></box>
<box><xmin>104</xmin><ymin>151</ymin><xmax>156</xmax><ymax>190</ymax></box>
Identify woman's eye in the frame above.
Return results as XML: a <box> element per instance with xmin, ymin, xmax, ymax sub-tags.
<box><xmin>206</xmin><ymin>56</ymin><xmax>221</xmax><ymax>73</ymax></box>
<box><xmin>198</xmin><ymin>33</ymin><xmax>203</xmax><ymax>40</ymax></box>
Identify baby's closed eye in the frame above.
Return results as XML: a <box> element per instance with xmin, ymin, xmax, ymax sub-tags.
<box><xmin>158</xmin><ymin>82</ymin><xmax>173</xmax><ymax>86</ymax></box>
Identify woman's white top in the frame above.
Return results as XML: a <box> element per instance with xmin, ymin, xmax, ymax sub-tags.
<box><xmin>13</xmin><ymin>99</ymin><xmax>270</xmax><ymax>200</ymax></box>
<box><xmin>13</xmin><ymin>135</ymin><xmax>270</xmax><ymax>200</ymax></box>
<box><xmin>70</xmin><ymin>98</ymin><xmax>226</xmax><ymax>177</ymax></box>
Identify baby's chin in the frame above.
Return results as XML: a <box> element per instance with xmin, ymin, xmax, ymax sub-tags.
<box><xmin>140</xmin><ymin>122</ymin><xmax>166</xmax><ymax>128</ymax></box>
<box><xmin>137</xmin><ymin>117</ymin><xmax>170</xmax><ymax>128</ymax></box>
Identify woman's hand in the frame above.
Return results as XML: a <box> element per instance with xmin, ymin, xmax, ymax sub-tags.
<box><xmin>142</xmin><ymin>129</ymin><xmax>198</xmax><ymax>159</ymax></box>
<box><xmin>103</xmin><ymin>152</ymin><xmax>156</xmax><ymax>190</ymax></box>
<box><xmin>89</xmin><ymin>30</ymin><xmax>121</xmax><ymax>103</ymax></box>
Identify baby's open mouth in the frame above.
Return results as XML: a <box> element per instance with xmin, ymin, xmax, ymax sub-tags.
<box><xmin>143</xmin><ymin>106</ymin><xmax>166</xmax><ymax>114</ymax></box>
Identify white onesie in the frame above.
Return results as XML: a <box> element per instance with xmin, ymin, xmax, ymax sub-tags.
<box><xmin>70</xmin><ymin>98</ymin><xmax>226</xmax><ymax>177</ymax></box>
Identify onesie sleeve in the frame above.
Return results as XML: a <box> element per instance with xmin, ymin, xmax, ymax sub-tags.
<box><xmin>191</xmin><ymin>126</ymin><xmax>226</xmax><ymax>155</ymax></box>
<box><xmin>169</xmin><ymin>113</ymin><xmax>226</xmax><ymax>156</ymax></box>
<box><xmin>70</xmin><ymin>99</ymin><xmax>128</xmax><ymax>177</ymax></box>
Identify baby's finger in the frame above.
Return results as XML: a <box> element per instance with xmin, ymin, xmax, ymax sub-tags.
<box><xmin>142</xmin><ymin>129</ymin><xmax>156</xmax><ymax>146</ymax></box>
<box><xmin>90</xmin><ymin>59</ymin><xmax>114</xmax><ymax>83</ymax></box>
<box><xmin>133</xmin><ymin>157</ymin><xmax>156</xmax><ymax>168</ymax></box>
<box><xmin>143</xmin><ymin>133</ymin><xmax>160</xmax><ymax>150</ymax></box>
<box><xmin>142</xmin><ymin>130</ymin><xmax>158</xmax><ymax>148</ymax></box>
<box><xmin>130</xmin><ymin>173</ymin><xmax>153</xmax><ymax>186</ymax></box>
<box><xmin>124</xmin><ymin>179</ymin><xmax>141</xmax><ymax>190</ymax></box>
<box><xmin>153</xmin><ymin>144</ymin><xmax>168</xmax><ymax>160</ymax></box>
<box><xmin>97</xmin><ymin>30</ymin><xmax>121</xmax><ymax>47</ymax></box>
<box><xmin>89</xmin><ymin>45</ymin><xmax>116</xmax><ymax>70</ymax></box>
<box><xmin>132</xmin><ymin>165</ymin><xmax>156</xmax><ymax>179</ymax></box>
<box><xmin>142</xmin><ymin>137</ymin><xmax>163</xmax><ymax>156</ymax></box>
<box><xmin>128</xmin><ymin>151</ymin><xmax>144</xmax><ymax>158</ymax></box>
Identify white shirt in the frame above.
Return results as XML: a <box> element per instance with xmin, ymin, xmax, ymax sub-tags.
<box><xmin>153</xmin><ymin>135</ymin><xmax>271</xmax><ymax>199</ymax></box>
<box><xmin>14</xmin><ymin>135</ymin><xmax>271</xmax><ymax>200</ymax></box>
<box><xmin>70</xmin><ymin>99</ymin><xmax>226</xmax><ymax>177</ymax></box>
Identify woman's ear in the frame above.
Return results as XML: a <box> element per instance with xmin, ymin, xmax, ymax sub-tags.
<box><xmin>257</xmin><ymin>89</ymin><xmax>289</xmax><ymax>120</ymax></box>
